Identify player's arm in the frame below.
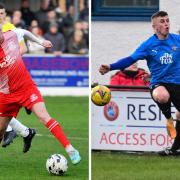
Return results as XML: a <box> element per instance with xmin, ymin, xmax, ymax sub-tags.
<box><xmin>15</xmin><ymin>29</ymin><xmax>52</xmax><ymax>48</ymax></box>
<box><xmin>99</xmin><ymin>56</ymin><xmax>137</xmax><ymax>75</ymax></box>
<box><xmin>99</xmin><ymin>39</ymin><xmax>149</xmax><ymax>75</ymax></box>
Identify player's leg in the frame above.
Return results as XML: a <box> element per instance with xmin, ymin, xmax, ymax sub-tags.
<box><xmin>159</xmin><ymin>111</ymin><xmax>180</xmax><ymax>156</ymax></box>
<box><xmin>2</xmin><ymin>125</ymin><xmax>17</xmax><ymax>147</ymax></box>
<box><xmin>166</xmin><ymin>88</ymin><xmax>180</xmax><ymax>152</ymax></box>
<box><xmin>31</xmin><ymin>102</ymin><xmax>81</xmax><ymax>164</ymax></box>
<box><xmin>8</xmin><ymin>117</ymin><xmax>36</xmax><ymax>153</ymax></box>
<box><xmin>171</xmin><ymin>112</ymin><xmax>180</xmax><ymax>151</ymax></box>
<box><xmin>151</xmin><ymin>85</ymin><xmax>176</xmax><ymax>138</ymax></box>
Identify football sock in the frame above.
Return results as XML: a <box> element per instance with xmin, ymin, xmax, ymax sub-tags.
<box><xmin>6</xmin><ymin>125</ymin><xmax>13</xmax><ymax>132</ymax></box>
<box><xmin>9</xmin><ymin>117</ymin><xmax>29</xmax><ymax>137</ymax></box>
<box><xmin>46</xmin><ymin>119</ymin><xmax>70</xmax><ymax>148</ymax></box>
<box><xmin>171</xmin><ymin>120</ymin><xmax>180</xmax><ymax>151</ymax></box>
<box><xmin>155</xmin><ymin>100</ymin><xmax>171</xmax><ymax>119</ymax></box>
<box><xmin>166</xmin><ymin>117</ymin><xmax>176</xmax><ymax>139</ymax></box>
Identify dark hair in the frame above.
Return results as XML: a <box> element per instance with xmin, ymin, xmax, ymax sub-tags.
<box><xmin>0</xmin><ymin>3</ymin><xmax>5</xmax><ymax>9</ymax></box>
<box><xmin>151</xmin><ymin>11</ymin><xmax>168</xmax><ymax>20</ymax></box>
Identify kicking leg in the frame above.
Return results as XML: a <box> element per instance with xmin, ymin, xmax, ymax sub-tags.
<box><xmin>32</xmin><ymin>102</ymin><xmax>81</xmax><ymax>164</ymax></box>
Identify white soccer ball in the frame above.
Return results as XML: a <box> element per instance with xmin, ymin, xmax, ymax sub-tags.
<box><xmin>46</xmin><ymin>154</ymin><xmax>68</xmax><ymax>176</ymax></box>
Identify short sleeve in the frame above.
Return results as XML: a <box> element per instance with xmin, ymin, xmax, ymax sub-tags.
<box><xmin>12</xmin><ymin>28</ymin><xmax>25</xmax><ymax>42</ymax></box>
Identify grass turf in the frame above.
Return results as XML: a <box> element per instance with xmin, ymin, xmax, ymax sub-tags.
<box><xmin>0</xmin><ymin>96</ymin><xmax>88</xmax><ymax>180</ymax></box>
<box><xmin>92</xmin><ymin>151</ymin><xmax>180</xmax><ymax>180</ymax></box>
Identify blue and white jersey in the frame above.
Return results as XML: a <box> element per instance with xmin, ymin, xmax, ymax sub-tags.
<box><xmin>131</xmin><ymin>33</ymin><xmax>180</xmax><ymax>87</ymax></box>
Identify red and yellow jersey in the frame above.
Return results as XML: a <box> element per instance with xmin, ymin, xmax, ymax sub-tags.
<box><xmin>0</xmin><ymin>29</ymin><xmax>34</xmax><ymax>94</ymax></box>
<box><xmin>2</xmin><ymin>22</ymin><xmax>16</xmax><ymax>32</ymax></box>
<box><xmin>2</xmin><ymin>22</ymin><xmax>27</xmax><ymax>54</ymax></box>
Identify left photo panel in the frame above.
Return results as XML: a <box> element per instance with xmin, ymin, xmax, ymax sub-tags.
<box><xmin>0</xmin><ymin>0</ymin><xmax>89</xmax><ymax>179</ymax></box>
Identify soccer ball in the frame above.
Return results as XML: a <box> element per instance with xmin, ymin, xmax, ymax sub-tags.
<box><xmin>46</xmin><ymin>154</ymin><xmax>68</xmax><ymax>176</ymax></box>
<box><xmin>91</xmin><ymin>85</ymin><xmax>111</xmax><ymax>106</ymax></box>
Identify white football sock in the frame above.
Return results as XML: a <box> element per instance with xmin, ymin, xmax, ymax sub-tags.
<box><xmin>9</xmin><ymin>117</ymin><xmax>29</xmax><ymax>137</ymax></box>
<box><xmin>6</xmin><ymin>125</ymin><xmax>13</xmax><ymax>132</ymax></box>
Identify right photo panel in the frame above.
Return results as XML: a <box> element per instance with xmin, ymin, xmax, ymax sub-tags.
<box><xmin>91</xmin><ymin>0</ymin><xmax>180</xmax><ymax>179</ymax></box>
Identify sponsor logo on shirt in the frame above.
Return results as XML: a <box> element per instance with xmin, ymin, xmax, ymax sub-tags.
<box><xmin>0</xmin><ymin>55</ymin><xmax>16</xmax><ymax>68</ymax></box>
<box><xmin>160</xmin><ymin>53</ymin><xmax>173</xmax><ymax>64</ymax></box>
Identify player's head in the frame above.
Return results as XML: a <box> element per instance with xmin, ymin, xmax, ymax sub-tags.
<box><xmin>0</xmin><ymin>3</ymin><xmax>6</xmax><ymax>24</ymax></box>
<box><xmin>151</xmin><ymin>11</ymin><xmax>169</xmax><ymax>39</ymax></box>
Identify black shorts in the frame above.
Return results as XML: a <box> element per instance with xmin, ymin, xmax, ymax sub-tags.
<box><xmin>150</xmin><ymin>83</ymin><xmax>180</xmax><ymax>111</ymax></box>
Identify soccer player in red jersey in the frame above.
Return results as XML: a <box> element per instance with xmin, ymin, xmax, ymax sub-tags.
<box><xmin>0</xmin><ymin>10</ymin><xmax>81</xmax><ymax>166</ymax></box>
<box><xmin>0</xmin><ymin>3</ymin><xmax>36</xmax><ymax>152</ymax></box>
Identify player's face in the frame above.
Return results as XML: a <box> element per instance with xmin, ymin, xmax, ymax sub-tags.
<box><xmin>0</xmin><ymin>9</ymin><xmax>6</xmax><ymax>24</ymax></box>
<box><xmin>153</xmin><ymin>16</ymin><xmax>170</xmax><ymax>39</ymax></box>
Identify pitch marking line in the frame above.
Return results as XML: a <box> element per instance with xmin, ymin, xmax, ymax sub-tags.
<box><xmin>36</xmin><ymin>133</ymin><xmax>88</xmax><ymax>141</ymax></box>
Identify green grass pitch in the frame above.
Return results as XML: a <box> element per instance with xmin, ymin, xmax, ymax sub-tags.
<box><xmin>92</xmin><ymin>151</ymin><xmax>180</xmax><ymax>180</ymax></box>
<box><xmin>0</xmin><ymin>96</ymin><xmax>88</xmax><ymax>180</ymax></box>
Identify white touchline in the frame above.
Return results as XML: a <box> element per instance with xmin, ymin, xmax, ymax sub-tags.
<box><xmin>36</xmin><ymin>133</ymin><xmax>87</xmax><ymax>141</ymax></box>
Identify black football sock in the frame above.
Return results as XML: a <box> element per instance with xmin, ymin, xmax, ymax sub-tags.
<box><xmin>155</xmin><ymin>100</ymin><xmax>171</xmax><ymax>119</ymax></box>
<box><xmin>171</xmin><ymin>120</ymin><xmax>180</xmax><ymax>151</ymax></box>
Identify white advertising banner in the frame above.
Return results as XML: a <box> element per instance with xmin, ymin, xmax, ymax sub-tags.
<box><xmin>91</xmin><ymin>90</ymin><xmax>176</xmax><ymax>152</ymax></box>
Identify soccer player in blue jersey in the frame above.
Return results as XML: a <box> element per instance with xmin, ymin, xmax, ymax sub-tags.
<box><xmin>99</xmin><ymin>11</ymin><xmax>180</xmax><ymax>156</ymax></box>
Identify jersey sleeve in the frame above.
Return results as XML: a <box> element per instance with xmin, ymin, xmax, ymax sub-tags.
<box><xmin>130</xmin><ymin>41</ymin><xmax>148</xmax><ymax>60</ymax></box>
<box><xmin>12</xmin><ymin>28</ymin><xmax>25</xmax><ymax>42</ymax></box>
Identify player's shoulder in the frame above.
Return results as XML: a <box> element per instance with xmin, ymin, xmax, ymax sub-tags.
<box><xmin>138</xmin><ymin>35</ymin><xmax>155</xmax><ymax>48</ymax></box>
<box><xmin>11</xmin><ymin>28</ymin><xmax>25</xmax><ymax>36</ymax></box>
<box><xmin>169</xmin><ymin>33</ymin><xmax>180</xmax><ymax>39</ymax></box>
<box><xmin>144</xmin><ymin>35</ymin><xmax>156</xmax><ymax>44</ymax></box>
<box><xmin>2</xmin><ymin>22</ymin><xmax>16</xmax><ymax>32</ymax></box>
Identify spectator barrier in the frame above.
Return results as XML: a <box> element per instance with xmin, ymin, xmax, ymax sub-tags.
<box><xmin>91</xmin><ymin>86</ymin><xmax>175</xmax><ymax>152</ymax></box>
<box><xmin>23</xmin><ymin>54</ymin><xmax>89</xmax><ymax>96</ymax></box>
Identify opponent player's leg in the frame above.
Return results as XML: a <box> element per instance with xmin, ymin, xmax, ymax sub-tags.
<box><xmin>152</xmin><ymin>85</ymin><xmax>176</xmax><ymax>139</ymax></box>
<box><xmin>0</xmin><ymin>117</ymin><xmax>12</xmax><ymax>143</ymax></box>
<box><xmin>31</xmin><ymin>102</ymin><xmax>81</xmax><ymax>164</ymax></box>
<box><xmin>8</xmin><ymin>117</ymin><xmax>36</xmax><ymax>153</ymax></box>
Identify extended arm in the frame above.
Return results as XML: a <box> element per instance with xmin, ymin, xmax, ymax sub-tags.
<box><xmin>17</xmin><ymin>29</ymin><xmax>52</xmax><ymax>48</ymax></box>
<box><xmin>99</xmin><ymin>56</ymin><xmax>137</xmax><ymax>75</ymax></box>
<box><xmin>23</xmin><ymin>29</ymin><xmax>43</xmax><ymax>45</ymax></box>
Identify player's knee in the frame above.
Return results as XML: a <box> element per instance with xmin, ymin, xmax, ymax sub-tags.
<box><xmin>38</xmin><ymin>114</ymin><xmax>51</xmax><ymax>124</ymax></box>
<box><xmin>152</xmin><ymin>89</ymin><xmax>170</xmax><ymax>103</ymax></box>
<box><xmin>156</xmin><ymin>94</ymin><xmax>169</xmax><ymax>103</ymax></box>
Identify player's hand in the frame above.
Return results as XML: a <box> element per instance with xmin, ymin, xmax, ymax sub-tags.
<box><xmin>99</xmin><ymin>64</ymin><xmax>110</xmax><ymax>75</ymax></box>
<box><xmin>42</xmin><ymin>40</ymin><xmax>53</xmax><ymax>48</ymax></box>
